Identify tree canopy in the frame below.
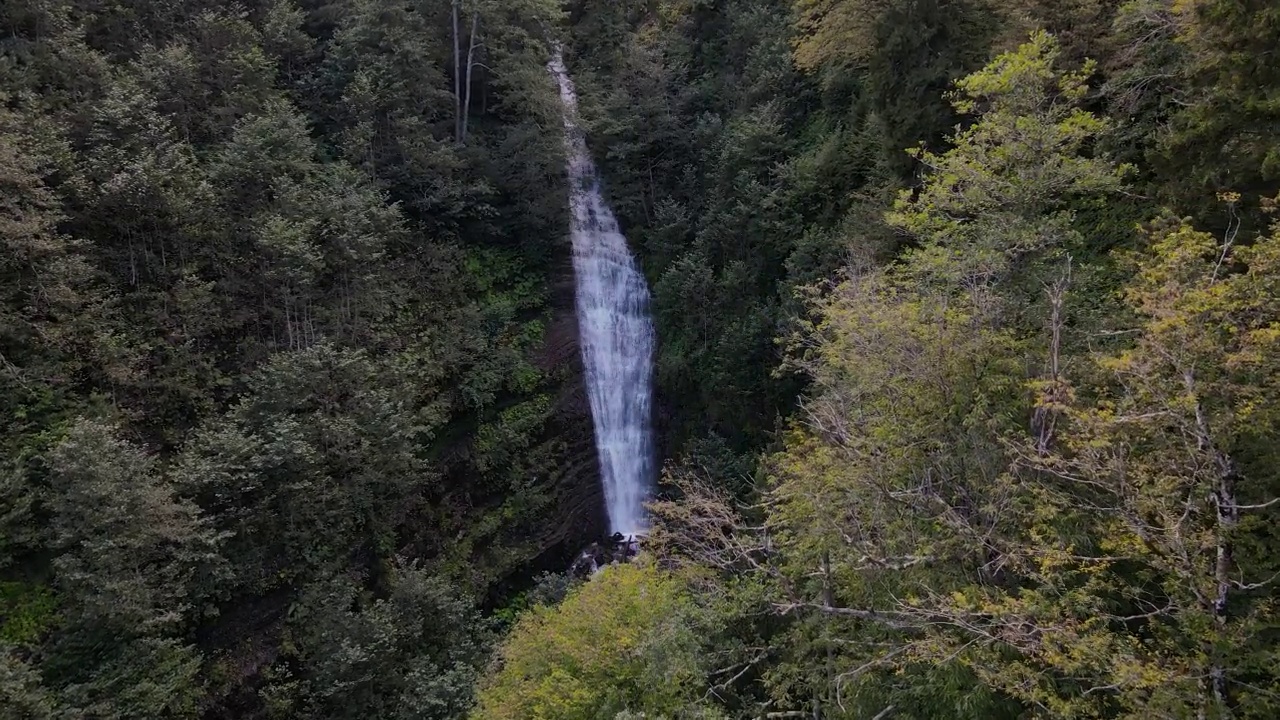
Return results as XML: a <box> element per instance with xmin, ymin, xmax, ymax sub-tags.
<box><xmin>3</xmin><ymin>0</ymin><xmax>1279</xmax><ymax>717</ymax></box>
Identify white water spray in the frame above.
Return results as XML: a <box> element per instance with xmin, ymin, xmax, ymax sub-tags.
<box><xmin>548</xmin><ymin>50</ymin><xmax>656</xmax><ymax>539</ymax></box>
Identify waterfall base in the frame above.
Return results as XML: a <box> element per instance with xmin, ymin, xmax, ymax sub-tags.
<box><xmin>569</xmin><ymin>533</ymin><xmax>643</xmax><ymax>577</ymax></box>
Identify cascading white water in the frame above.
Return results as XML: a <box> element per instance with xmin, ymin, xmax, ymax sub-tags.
<box><xmin>548</xmin><ymin>50</ymin><xmax>656</xmax><ymax>540</ymax></box>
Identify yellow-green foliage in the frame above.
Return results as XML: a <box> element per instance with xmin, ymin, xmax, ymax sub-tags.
<box><xmin>889</xmin><ymin>30</ymin><xmax>1130</xmax><ymax>290</ymax></box>
<box><xmin>764</xmin><ymin>33</ymin><xmax>1280</xmax><ymax>720</ymax></box>
<box><xmin>774</xmin><ymin>273</ymin><xmax>1024</xmax><ymax>574</ymax></box>
<box><xmin>792</xmin><ymin>0</ymin><xmax>1007</xmax><ymax>73</ymax></box>
<box><xmin>969</xmin><ymin>212</ymin><xmax>1280</xmax><ymax>718</ymax></box>
<box><xmin>472</xmin><ymin>563</ymin><xmax>705</xmax><ymax>720</ymax></box>
<box><xmin>792</xmin><ymin>0</ymin><xmax>896</xmax><ymax>71</ymax></box>
<box><xmin>0</xmin><ymin>582</ymin><xmax>55</xmax><ymax>645</ymax></box>
<box><xmin>772</xmin><ymin>31</ymin><xmax>1123</xmax><ymax>587</ymax></box>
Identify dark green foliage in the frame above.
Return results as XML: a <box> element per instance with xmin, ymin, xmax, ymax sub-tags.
<box><xmin>0</xmin><ymin>648</ymin><xmax>57</xmax><ymax>720</ymax></box>
<box><xmin>174</xmin><ymin>346</ymin><xmax>428</xmax><ymax>595</ymax></box>
<box><xmin>858</xmin><ymin>0</ymin><xmax>1001</xmax><ymax>179</ymax></box>
<box><xmin>46</xmin><ymin>421</ymin><xmax>223</xmax><ymax>629</ymax></box>
<box><xmin>31</xmin><ymin>420</ymin><xmax>220</xmax><ymax>718</ymax></box>
<box><xmin>1158</xmin><ymin>0</ymin><xmax>1280</xmax><ymax>215</ymax></box>
<box><xmin>260</xmin><ymin>564</ymin><xmax>488</xmax><ymax>719</ymax></box>
<box><xmin>1</xmin><ymin>0</ymin><xmax>578</xmax><ymax>716</ymax></box>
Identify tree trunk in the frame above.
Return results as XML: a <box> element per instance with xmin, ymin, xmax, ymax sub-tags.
<box><xmin>452</xmin><ymin>0</ymin><xmax>462</xmax><ymax>142</ymax></box>
<box><xmin>1210</xmin><ymin>444</ymin><xmax>1238</xmax><ymax>713</ymax></box>
<box><xmin>461</xmin><ymin>13</ymin><xmax>480</xmax><ymax>143</ymax></box>
<box><xmin>1186</xmin><ymin>370</ymin><xmax>1238</xmax><ymax>715</ymax></box>
<box><xmin>1033</xmin><ymin>261</ymin><xmax>1070</xmax><ymax>456</ymax></box>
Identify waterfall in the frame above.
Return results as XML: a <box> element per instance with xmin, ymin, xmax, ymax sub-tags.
<box><xmin>548</xmin><ymin>50</ymin><xmax>656</xmax><ymax>540</ymax></box>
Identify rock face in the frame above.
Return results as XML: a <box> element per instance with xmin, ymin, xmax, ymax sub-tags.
<box><xmin>533</xmin><ymin>252</ymin><xmax>608</xmax><ymax>555</ymax></box>
<box><xmin>549</xmin><ymin>49</ymin><xmax>657</xmax><ymax>540</ymax></box>
<box><xmin>487</xmin><ymin>49</ymin><xmax>662</xmax><ymax>589</ymax></box>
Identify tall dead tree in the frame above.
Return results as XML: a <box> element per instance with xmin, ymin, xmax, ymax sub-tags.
<box><xmin>452</xmin><ymin>0</ymin><xmax>462</xmax><ymax>142</ymax></box>
<box><xmin>461</xmin><ymin>11</ymin><xmax>479</xmax><ymax>142</ymax></box>
<box><xmin>451</xmin><ymin>1</ymin><xmax>485</xmax><ymax>144</ymax></box>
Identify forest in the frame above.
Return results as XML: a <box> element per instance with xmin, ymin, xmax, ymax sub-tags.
<box><xmin>1</xmin><ymin>0</ymin><xmax>1279</xmax><ymax>718</ymax></box>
